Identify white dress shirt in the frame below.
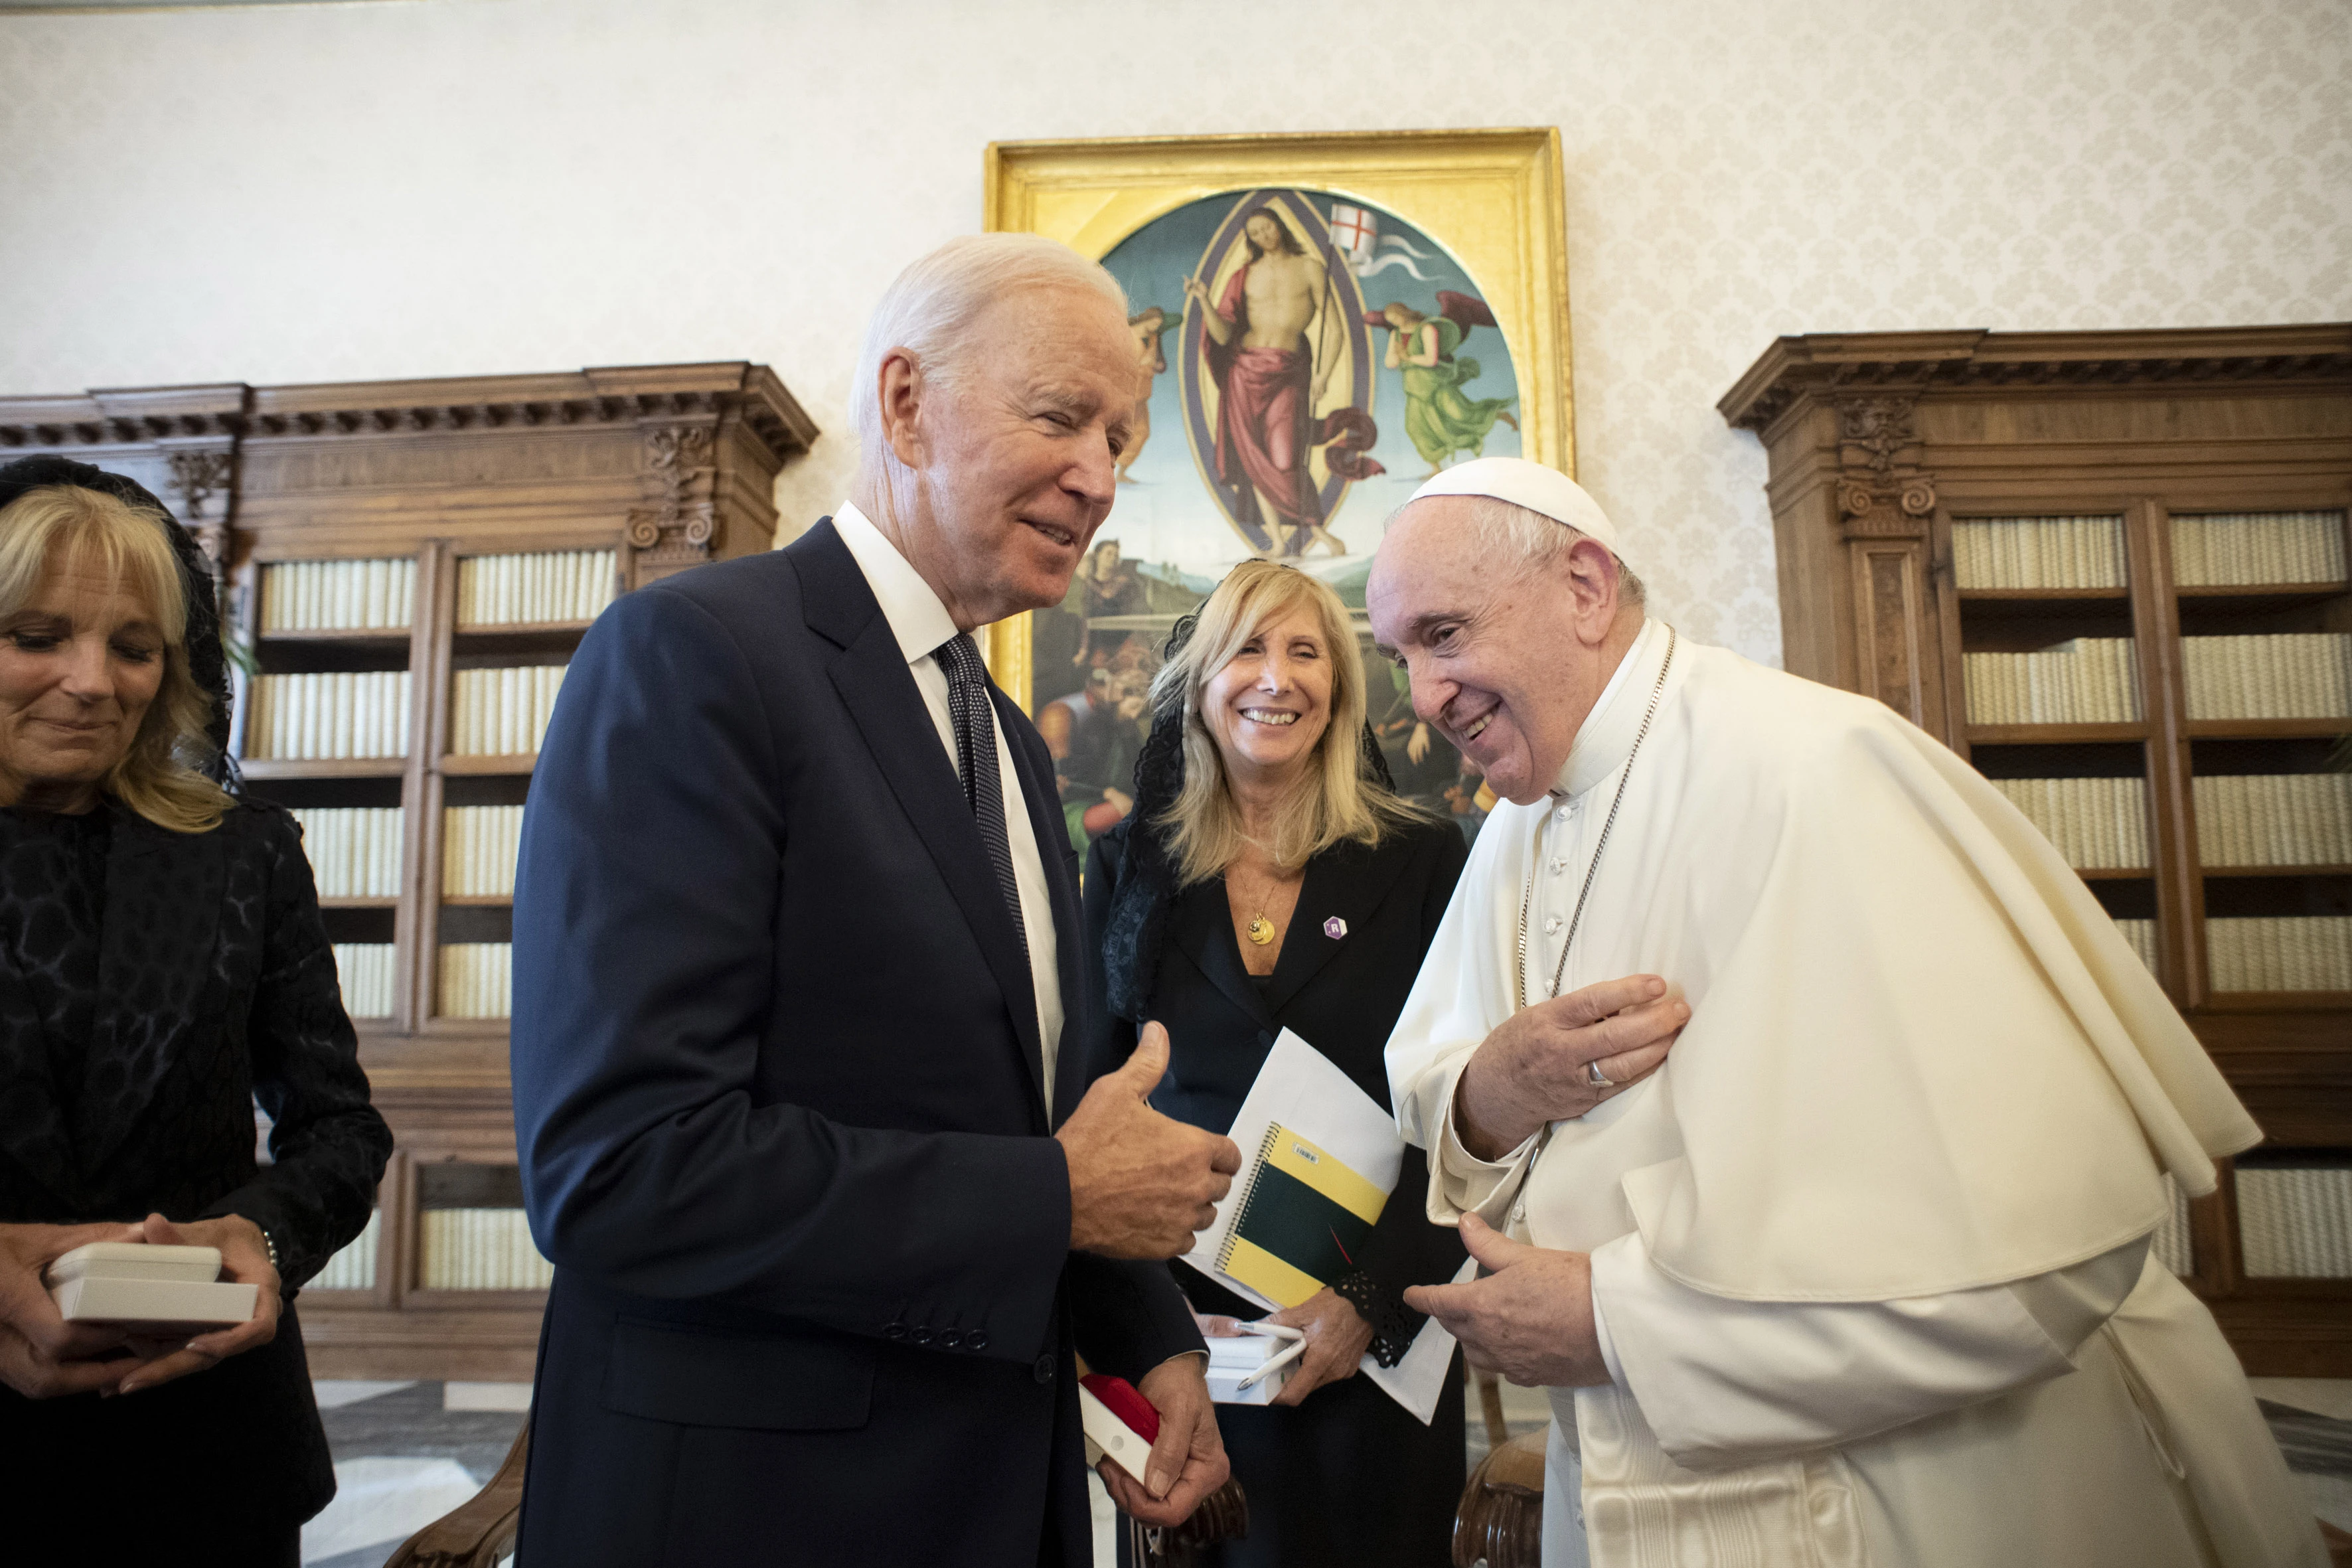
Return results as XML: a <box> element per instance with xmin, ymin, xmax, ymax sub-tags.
<box><xmin>832</xmin><ymin>502</ymin><xmax>1064</xmax><ymax>1107</ymax></box>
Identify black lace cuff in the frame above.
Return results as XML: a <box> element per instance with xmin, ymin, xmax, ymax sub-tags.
<box><xmin>1331</xmin><ymin>1270</ymin><xmax>1424</xmax><ymax>1368</ymax></box>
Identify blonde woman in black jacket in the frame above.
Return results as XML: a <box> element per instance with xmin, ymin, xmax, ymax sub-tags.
<box><xmin>0</xmin><ymin>459</ymin><xmax>390</xmax><ymax>1566</ymax></box>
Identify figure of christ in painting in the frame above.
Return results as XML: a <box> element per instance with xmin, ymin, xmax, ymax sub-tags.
<box><xmin>1376</xmin><ymin>294</ymin><xmax>1519</xmax><ymax>479</ymax></box>
<box><xmin>1184</xmin><ymin>210</ymin><xmax>1381</xmax><ymax>557</ymax></box>
<box><xmin>1117</xmin><ymin>307</ymin><xmax>1180</xmax><ymax>484</ymax></box>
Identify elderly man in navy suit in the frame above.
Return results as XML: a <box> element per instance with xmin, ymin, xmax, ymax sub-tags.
<box><xmin>510</xmin><ymin>234</ymin><xmax>1240</xmax><ymax>1567</ymax></box>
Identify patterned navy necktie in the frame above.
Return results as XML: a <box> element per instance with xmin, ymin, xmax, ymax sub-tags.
<box><xmin>933</xmin><ymin>633</ymin><xmax>1028</xmax><ymax>961</ymax></box>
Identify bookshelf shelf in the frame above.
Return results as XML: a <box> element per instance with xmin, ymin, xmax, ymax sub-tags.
<box><xmin>440</xmin><ymin>895</ymin><xmax>516</xmax><ymax>907</ymax></box>
<box><xmin>1964</xmin><ymin>722</ymin><xmax>2152</xmax><ymax>744</ymax></box>
<box><xmin>1958</xmin><ymin>588</ymin><xmax>2132</xmax><ymax>604</ymax></box>
<box><xmin>1725</xmin><ymin>323</ymin><xmax>2352</xmax><ymax>1372</ymax></box>
<box><xmin>2076</xmin><ymin>867</ymin><xmax>2155</xmax><ymax>881</ymax></box>
<box><xmin>319</xmin><ymin>896</ymin><xmax>401</xmax><ymax>909</ymax></box>
<box><xmin>2174</xmin><ymin>582</ymin><xmax>2347</xmax><ymax>601</ymax></box>
<box><xmin>258</xmin><ymin>627</ymin><xmax>414</xmax><ymax>643</ymax></box>
<box><xmin>453</xmin><ymin>619</ymin><xmax>594</xmax><ymax>635</ymax></box>
<box><xmin>2203</xmin><ymin>865</ymin><xmax>2352</xmax><ymax>880</ymax></box>
<box><xmin>439</xmin><ymin>753</ymin><xmax>540</xmax><ymax>775</ymax></box>
<box><xmin>2184</xmin><ymin>719</ymin><xmax>2352</xmax><ymax>740</ymax></box>
<box><xmin>240</xmin><ymin>757</ymin><xmax>408</xmax><ymax>780</ymax></box>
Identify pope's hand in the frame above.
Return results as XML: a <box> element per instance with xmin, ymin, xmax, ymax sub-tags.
<box><xmin>1060</xmin><ymin>1024</ymin><xmax>1243</xmax><ymax>1259</ymax></box>
<box><xmin>1403</xmin><ymin>1214</ymin><xmax>1609</xmax><ymax>1389</ymax></box>
<box><xmin>1097</xmin><ymin>1354</ymin><xmax>1231</xmax><ymax>1526</ymax></box>
<box><xmin>1454</xmin><ymin>975</ymin><xmax>1686</xmax><ymax>1160</ymax></box>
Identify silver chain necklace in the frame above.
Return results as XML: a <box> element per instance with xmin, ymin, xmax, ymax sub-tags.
<box><xmin>1514</xmin><ymin>626</ymin><xmax>1678</xmax><ymax>1014</ymax></box>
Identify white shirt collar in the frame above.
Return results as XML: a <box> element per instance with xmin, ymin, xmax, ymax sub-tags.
<box><xmin>1551</xmin><ymin>617</ymin><xmax>1665</xmax><ymax>799</ymax></box>
<box><xmin>832</xmin><ymin>500</ymin><xmax>961</xmax><ymax>667</ymax></box>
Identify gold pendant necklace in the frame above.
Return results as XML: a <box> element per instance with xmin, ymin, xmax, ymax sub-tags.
<box><xmin>1235</xmin><ymin>853</ymin><xmax>1282</xmax><ymax>946</ymax></box>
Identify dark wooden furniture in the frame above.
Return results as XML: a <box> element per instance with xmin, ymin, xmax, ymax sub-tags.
<box><xmin>1720</xmin><ymin>324</ymin><xmax>2352</xmax><ymax>1374</ymax></box>
<box><xmin>0</xmin><ymin>366</ymin><xmax>817</xmax><ymax>1377</ymax></box>
<box><xmin>385</xmin><ymin>1423</ymin><xmax>530</xmax><ymax>1568</ymax></box>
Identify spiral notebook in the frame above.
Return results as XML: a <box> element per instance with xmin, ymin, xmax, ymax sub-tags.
<box><xmin>1215</xmin><ymin>1123</ymin><xmax>1388</xmax><ymax>1308</ymax></box>
<box><xmin>1181</xmin><ymin>1028</ymin><xmax>1469</xmax><ymax>1425</ymax></box>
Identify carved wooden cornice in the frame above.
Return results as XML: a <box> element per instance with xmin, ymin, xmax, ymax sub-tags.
<box><xmin>1719</xmin><ymin>323</ymin><xmax>2352</xmax><ymax>434</ymax></box>
<box><xmin>0</xmin><ymin>362</ymin><xmax>819</xmax><ymax>469</ymax></box>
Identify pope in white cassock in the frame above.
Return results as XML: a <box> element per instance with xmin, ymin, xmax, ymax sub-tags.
<box><xmin>1370</xmin><ymin>457</ymin><xmax>2326</xmax><ymax>1568</ymax></box>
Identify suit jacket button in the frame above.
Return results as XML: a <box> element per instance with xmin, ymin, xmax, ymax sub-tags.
<box><xmin>911</xmin><ymin>1326</ymin><xmax>934</xmax><ymax>1346</ymax></box>
<box><xmin>1034</xmin><ymin>1354</ymin><xmax>1056</xmax><ymax>1383</ymax></box>
<box><xmin>967</xmin><ymin>1330</ymin><xmax>988</xmax><ymax>1352</ymax></box>
<box><xmin>940</xmin><ymin>1329</ymin><xmax>964</xmax><ymax>1349</ymax></box>
<box><xmin>883</xmin><ymin>1322</ymin><xmax>907</xmax><ymax>1340</ymax></box>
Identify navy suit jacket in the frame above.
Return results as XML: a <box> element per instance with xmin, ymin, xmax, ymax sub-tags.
<box><xmin>510</xmin><ymin>520</ymin><xmax>1201</xmax><ymax>1567</ymax></box>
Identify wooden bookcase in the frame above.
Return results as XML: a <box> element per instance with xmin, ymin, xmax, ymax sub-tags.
<box><xmin>1721</xmin><ymin>324</ymin><xmax>2352</xmax><ymax>1374</ymax></box>
<box><xmin>0</xmin><ymin>366</ymin><xmax>817</xmax><ymax>1377</ymax></box>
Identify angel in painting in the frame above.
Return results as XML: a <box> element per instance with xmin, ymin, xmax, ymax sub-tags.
<box><xmin>1373</xmin><ymin>293</ymin><xmax>1520</xmax><ymax>479</ymax></box>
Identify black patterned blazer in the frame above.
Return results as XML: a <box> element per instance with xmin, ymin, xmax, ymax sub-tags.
<box><xmin>0</xmin><ymin>797</ymin><xmax>393</xmax><ymax>1528</ymax></box>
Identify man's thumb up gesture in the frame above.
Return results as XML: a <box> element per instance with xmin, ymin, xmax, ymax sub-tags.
<box><xmin>1059</xmin><ymin>1024</ymin><xmax>1243</xmax><ymax>1259</ymax></box>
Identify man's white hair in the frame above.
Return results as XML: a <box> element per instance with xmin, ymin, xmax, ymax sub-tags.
<box><xmin>1452</xmin><ymin>495</ymin><xmax>1646</xmax><ymax>607</ymax></box>
<box><xmin>848</xmin><ymin>233</ymin><xmax>1130</xmax><ymax>468</ymax></box>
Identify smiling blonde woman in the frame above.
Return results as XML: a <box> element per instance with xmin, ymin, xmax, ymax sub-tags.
<box><xmin>1080</xmin><ymin>558</ymin><xmax>1472</xmax><ymax>1568</ymax></box>
<box><xmin>0</xmin><ymin>459</ymin><xmax>390</xmax><ymax>1568</ymax></box>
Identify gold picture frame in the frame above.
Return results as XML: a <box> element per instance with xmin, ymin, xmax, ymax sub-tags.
<box><xmin>980</xmin><ymin>127</ymin><xmax>1574</xmax><ymax>710</ymax></box>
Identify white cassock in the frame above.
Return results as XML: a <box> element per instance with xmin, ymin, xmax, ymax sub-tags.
<box><xmin>1387</xmin><ymin>618</ymin><xmax>2327</xmax><ymax>1568</ymax></box>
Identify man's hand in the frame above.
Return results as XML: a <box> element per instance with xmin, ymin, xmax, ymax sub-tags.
<box><xmin>1060</xmin><ymin>1024</ymin><xmax>1242</xmax><ymax>1259</ymax></box>
<box><xmin>1097</xmin><ymin>1354</ymin><xmax>1230</xmax><ymax>1528</ymax></box>
<box><xmin>1404</xmin><ymin>1214</ymin><xmax>1608</xmax><ymax>1389</ymax></box>
<box><xmin>114</xmin><ymin>1213</ymin><xmax>281</xmax><ymax>1397</ymax></box>
<box><xmin>0</xmin><ymin>1219</ymin><xmax>148</xmax><ymax>1399</ymax></box>
<box><xmin>1454</xmin><ymin>975</ymin><xmax>1687</xmax><ymax>1159</ymax></box>
<box><xmin>1263</xmin><ymin>1289</ymin><xmax>1373</xmax><ymax>1407</ymax></box>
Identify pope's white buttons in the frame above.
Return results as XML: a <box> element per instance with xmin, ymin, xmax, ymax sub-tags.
<box><xmin>1550</xmin><ymin>858</ymin><xmax>1567</xmax><ymax>875</ymax></box>
<box><xmin>1555</xmin><ymin>804</ymin><xmax>1573</xmax><ymax>821</ymax></box>
<box><xmin>1544</xmin><ymin>916</ymin><xmax>1563</xmax><ymax>935</ymax></box>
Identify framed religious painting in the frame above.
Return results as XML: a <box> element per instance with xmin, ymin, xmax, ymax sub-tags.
<box><xmin>982</xmin><ymin>127</ymin><xmax>1573</xmax><ymax>854</ymax></box>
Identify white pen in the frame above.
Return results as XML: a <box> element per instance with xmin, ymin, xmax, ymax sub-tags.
<box><xmin>1233</xmin><ymin>1334</ymin><xmax>1308</xmax><ymax>1392</ymax></box>
<box><xmin>1235</xmin><ymin>1320</ymin><xmax>1303</xmax><ymax>1341</ymax></box>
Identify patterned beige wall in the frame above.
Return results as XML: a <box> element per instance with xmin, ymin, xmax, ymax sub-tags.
<box><xmin>2</xmin><ymin>0</ymin><xmax>2345</xmax><ymax>663</ymax></box>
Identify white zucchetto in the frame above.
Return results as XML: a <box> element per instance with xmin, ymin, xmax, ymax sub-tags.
<box><xmin>1406</xmin><ymin>456</ymin><xmax>1626</xmax><ymax>564</ymax></box>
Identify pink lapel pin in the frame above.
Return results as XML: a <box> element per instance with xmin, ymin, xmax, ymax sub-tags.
<box><xmin>1323</xmin><ymin>916</ymin><xmax>1347</xmax><ymax>940</ymax></box>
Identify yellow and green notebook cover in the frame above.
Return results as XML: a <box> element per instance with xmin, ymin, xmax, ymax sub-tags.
<box><xmin>1215</xmin><ymin>1124</ymin><xmax>1390</xmax><ymax>1308</ymax></box>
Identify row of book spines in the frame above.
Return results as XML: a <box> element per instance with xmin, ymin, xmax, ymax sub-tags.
<box><xmin>246</xmin><ymin>672</ymin><xmax>412</xmax><ymax>760</ymax></box>
<box><xmin>1990</xmin><ymin>777</ymin><xmax>2149</xmax><ymax>869</ymax></box>
<box><xmin>439</xmin><ymin>942</ymin><xmax>513</xmax><ymax>1019</ymax></box>
<box><xmin>2207</xmin><ymin>917</ymin><xmax>2352</xmax><ymax>992</ymax></box>
<box><xmin>259</xmin><ymin>558</ymin><xmax>416</xmax><ymax>633</ymax></box>
<box><xmin>2234</xmin><ymin>1166</ymin><xmax>2352</xmax><ymax>1278</ymax></box>
<box><xmin>443</xmin><ymin>806</ymin><xmax>526</xmax><ymax>898</ymax></box>
<box><xmin>417</xmin><ymin>1209</ymin><xmax>555</xmax><ymax>1291</ymax></box>
<box><xmin>1961</xmin><ymin>640</ymin><xmax>2141</xmax><ymax>725</ymax></box>
<box><xmin>331</xmin><ymin>943</ymin><xmax>396</xmax><ymax>1019</ymax></box>
<box><xmin>2152</xmin><ymin>1176</ymin><xmax>2192</xmax><ymax>1277</ymax></box>
<box><xmin>2171</xmin><ymin>511</ymin><xmax>2348</xmax><ymax>589</ymax></box>
<box><xmin>311</xmin><ymin>1210</ymin><xmax>382</xmax><ymax>1291</ymax></box>
<box><xmin>291</xmin><ymin>807</ymin><xmax>404</xmax><ymax>898</ymax></box>
<box><xmin>455</xmin><ymin>550</ymin><xmax>617</xmax><ymax>627</ymax></box>
<box><xmin>1952</xmin><ymin>516</ymin><xmax>2127</xmax><ymax>591</ymax></box>
<box><xmin>2181</xmin><ymin>634</ymin><xmax>2352</xmax><ymax>721</ymax></box>
<box><xmin>448</xmin><ymin>666</ymin><xmax>567</xmax><ymax>756</ymax></box>
<box><xmin>2112</xmin><ymin>918</ymin><xmax>2158</xmax><ymax>973</ymax></box>
<box><xmin>2193</xmin><ymin>774</ymin><xmax>2352</xmax><ymax>867</ymax></box>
